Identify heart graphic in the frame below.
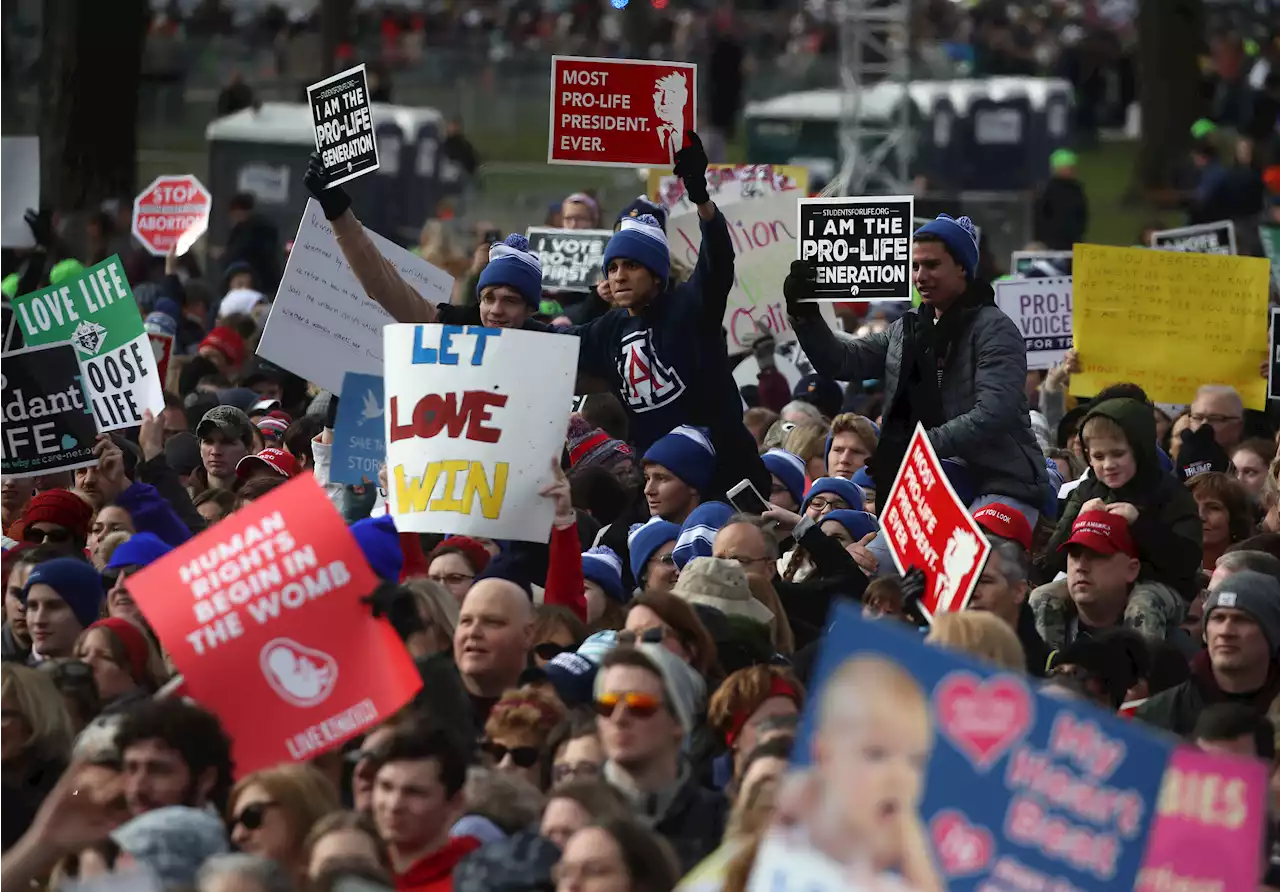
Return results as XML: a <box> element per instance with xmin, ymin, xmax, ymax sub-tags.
<box><xmin>930</xmin><ymin>810</ymin><xmax>994</xmax><ymax>876</ymax></box>
<box><xmin>60</xmin><ymin>434</ymin><xmax>78</xmax><ymax>450</ymax></box>
<box><xmin>260</xmin><ymin>637</ymin><xmax>339</xmax><ymax>708</ymax></box>
<box><xmin>933</xmin><ymin>671</ymin><xmax>1033</xmax><ymax>771</ymax></box>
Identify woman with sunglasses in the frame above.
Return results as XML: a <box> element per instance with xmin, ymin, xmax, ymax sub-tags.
<box><xmin>483</xmin><ymin>685</ymin><xmax>567</xmax><ymax>789</ymax></box>
<box><xmin>14</xmin><ymin>488</ymin><xmax>94</xmax><ymax>556</ymax></box>
<box><xmin>533</xmin><ymin>606</ymin><xmax>589</xmax><ymax>668</ymax></box>
<box><xmin>623</xmin><ymin>592</ymin><xmax>720</xmax><ymax>682</ymax></box>
<box><xmin>1</xmin><ymin>663</ymin><xmax>75</xmax><ymax>850</ymax></box>
<box><xmin>226</xmin><ymin>763</ymin><xmax>341</xmax><ymax>880</ymax></box>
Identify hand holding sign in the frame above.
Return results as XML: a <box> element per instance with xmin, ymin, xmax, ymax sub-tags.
<box><xmin>304</xmin><ymin>152</ymin><xmax>353</xmax><ymax>221</ymax></box>
<box><xmin>672</xmin><ymin>130</ymin><xmax>710</xmax><ymax>206</ymax></box>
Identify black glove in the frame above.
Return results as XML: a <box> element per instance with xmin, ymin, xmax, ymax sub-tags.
<box><xmin>782</xmin><ymin>259</ymin><xmax>821</xmax><ymax>319</ymax></box>
<box><xmin>361</xmin><ymin>581</ymin><xmax>425</xmax><ymax>643</ymax></box>
<box><xmin>899</xmin><ymin>565</ymin><xmax>930</xmax><ymax>626</ymax></box>
<box><xmin>23</xmin><ymin>209</ymin><xmax>52</xmax><ymax>249</ymax></box>
<box><xmin>304</xmin><ymin>152</ymin><xmax>352</xmax><ymax>221</ymax></box>
<box><xmin>672</xmin><ymin>130</ymin><xmax>710</xmax><ymax>206</ymax></box>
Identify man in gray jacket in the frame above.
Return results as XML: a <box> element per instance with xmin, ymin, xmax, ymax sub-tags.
<box><xmin>784</xmin><ymin>213</ymin><xmax>1048</xmax><ymax>552</ymax></box>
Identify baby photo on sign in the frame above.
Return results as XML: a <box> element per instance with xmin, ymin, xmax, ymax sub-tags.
<box><xmin>654</xmin><ymin>71</ymin><xmax>688</xmax><ymax>161</ymax></box>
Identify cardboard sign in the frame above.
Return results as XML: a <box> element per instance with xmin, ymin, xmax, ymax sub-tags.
<box><xmin>1136</xmin><ymin>745</ymin><xmax>1268</xmax><ymax>892</ymax></box>
<box><xmin>131</xmin><ymin>174</ymin><xmax>212</xmax><ymax>257</ymax></box>
<box><xmin>548</xmin><ymin>56</ymin><xmax>697</xmax><ymax>168</ymax></box>
<box><xmin>383</xmin><ymin>324</ymin><xmax>579</xmax><ymax>540</ymax></box>
<box><xmin>994</xmin><ymin>277</ymin><xmax>1073</xmax><ymax>370</ymax></box>
<box><xmin>879</xmin><ymin>424</ymin><xmax>991</xmax><ymax>618</ymax></box>
<box><xmin>148</xmin><ymin>332</ymin><xmax>174</xmax><ymax>387</ymax></box>
<box><xmin>1</xmin><ymin>137</ymin><xmax>38</xmax><ymax>248</ymax></box>
<box><xmin>1270</xmin><ymin>307</ymin><xmax>1280</xmax><ymax>403</ymax></box>
<box><xmin>125</xmin><ymin>474</ymin><xmax>421</xmax><ymax>775</ymax></box>
<box><xmin>331</xmin><ymin>372</ymin><xmax>385</xmax><ymax>485</ymax></box>
<box><xmin>259</xmin><ymin>201</ymin><xmax>453</xmax><ymax>393</ymax></box>
<box><xmin>797</xmin><ymin>196</ymin><xmax>914</xmax><ymax>301</ymax></box>
<box><xmin>648</xmin><ymin>163</ymin><xmax>809</xmax><ymax>216</ymax></box>
<box><xmin>526</xmin><ymin>227</ymin><xmax>611</xmax><ymax>292</ymax></box>
<box><xmin>1</xmin><ymin>341</ymin><xmax>99</xmax><ymax>477</ymax></box>
<box><xmin>307</xmin><ymin>64</ymin><xmax>380</xmax><ymax>188</ymax></box>
<box><xmin>748</xmin><ymin>603</ymin><xmax>1173</xmax><ymax>892</ymax></box>
<box><xmin>1011</xmin><ymin>250</ymin><xmax>1072</xmax><ymax>278</ymax></box>
<box><xmin>1071</xmin><ymin>244</ymin><xmax>1271</xmax><ymax>409</ymax></box>
<box><xmin>1150</xmin><ymin>220</ymin><xmax>1236</xmax><ymax>255</ymax></box>
<box><xmin>11</xmin><ymin>255</ymin><xmax>164</xmax><ymax>431</ymax></box>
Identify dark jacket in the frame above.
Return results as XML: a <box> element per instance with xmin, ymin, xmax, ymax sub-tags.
<box><xmin>775</xmin><ymin>515</ymin><xmax>869</xmax><ymax>649</ymax></box>
<box><xmin>1136</xmin><ymin>651</ymin><xmax>1280</xmax><ymax>737</ymax></box>
<box><xmin>133</xmin><ymin>454</ymin><xmax>206</xmax><ymax>537</ymax></box>
<box><xmin>1033</xmin><ymin>176</ymin><xmax>1089</xmax><ymax>250</ymax></box>
<box><xmin>2</xmin><ymin>757</ymin><xmax>65</xmax><ymax>851</ymax></box>
<box><xmin>792</xmin><ymin>280</ymin><xmax>1047</xmax><ymax>507</ymax></box>
<box><xmin>606</xmin><ymin>760</ymin><xmax>728</xmax><ymax>874</ymax></box>
<box><xmin>224</xmin><ymin>213</ymin><xmax>281</xmax><ymax>294</ymax></box>
<box><xmin>1017</xmin><ymin>602</ymin><xmax>1052</xmax><ymax>677</ymax></box>
<box><xmin>1040</xmin><ymin>398</ymin><xmax>1203</xmax><ymax>599</ymax></box>
<box><xmin>1</xmin><ymin>622</ymin><xmax>29</xmax><ymax>664</ymax></box>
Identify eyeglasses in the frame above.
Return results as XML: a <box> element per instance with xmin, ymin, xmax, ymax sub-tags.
<box><xmin>724</xmin><ymin>554</ymin><xmax>771</xmax><ymax>568</ymax></box>
<box><xmin>534</xmin><ymin>642</ymin><xmax>570</xmax><ymax>660</ymax></box>
<box><xmin>24</xmin><ymin>526</ymin><xmax>72</xmax><ymax>545</ymax></box>
<box><xmin>101</xmin><ymin>565</ymin><xmax>140</xmax><ymax>592</ymax></box>
<box><xmin>552</xmin><ymin>760</ymin><xmax>602</xmax><ymax>784</ymax></box>
<box><xmin>482</xmin><ymin>741</ymin><xmax>540</xmax><ymax>768</ymax></box>
<box><xmin>595</xmin><ymin>690</ymin><xmax>663</xmax><ymax>719</ymax></box>
<box><xmin>230</xmin><ymin>800</ymin><xmax>279</xmax><ymax>831</ymax></box>
<box><xmin>656</xmin><ymin>553</ymin><xmax>677</xmax><ymax>567</ymax></box>
<box><xmin>1190</xmin><ymin>413</ymin><xmax>1242</xmax><ymax>426</ymax></box>
<box><xmin>430</xmin><ymin>573</ymin><xmax>475</xmax><ymax>587</ymax></box>
<box><xmin>807</xmin><ymin>497</ymin><xmax>847</xmax><ymax>511</ymax></box>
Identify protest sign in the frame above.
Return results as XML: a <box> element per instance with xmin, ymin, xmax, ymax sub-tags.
<box><xmin>748</xmin><ymin>602</ymin><xmax>1173</xmax><ymax>892</ymax></box>
<box><xmin>1010</xmin><ymin>250</ymin><xmax>1072</xmax><ymax>278</ymax></box>
<box><xmin>526</xmin><ymin>227</ymin><xmax>611</xmax><ymax>292</ymax></box>
<box><xmin>648</xmin><ymin>163</ymin><xmax>809</xmax><ymax>216</ymax></box>
<box><xmin>1071</xmin><ymin>244</ymin><xmax>1271</xmax><ymax>408</ymax></box>
<box><xmin>879</xmin><ymin>424</ymin><xmax>990</xmax><ymax>618</ymax></box>
<box><xmin>1271</xmin><ymin>307</ymin><xmax>1280</xmax><ymax>402</ymax></box>
<box><xmin>994</xmin><ymin>277</ymin><xmax>1072</xmax><ymax>370</ymax></box>
<box><xmin>1150</xmin><ymin>220</ymin><xmax>1236</xmax><ymax>255</ymax></box>
<box><xmin>668</xmin><ymin>194</ymin><xmax>838</xmax><ymax>353</ymax></box>
<box><xmin>383</xmin><ymin>324</ymin><xmax>579</xmax><ymax>540</ymax></box>
<box><xmin>1261</xmin><ymin>224</ymin><xmax>1280</xmax><ymax>291</ymax></box>
<box><xmin>148</xmin><ymin>332</ymin><xmax>174</xmax><ymax>387</ymax></box>
<box><xmin>307</xmin><ymin>63</ymin><xmax>380</xmax><ymax>188</ymax></box>
<box><xmin>797</xmin><ymin>196</ymin><xmax>914</xmax><ymax>301</ymax></box>
<box><xmin>259</xmin><ymin>200</ymin><xmax>453</xmax><ymax>393</ymax></box>
<box><xmin>11</xmin><ymin>255</ymin><xmax>164</xmax><ymax>431</ymax></box>
<box><xmin>548</xmin><ymin>56</ymin><xmax>697</xmax><ymax>168</ymax></box>
<box><xmin>126</xmin><ymin>474</ymin><xmax>421</xmax><ymax>775</ymax></box>
<box><xmin>1136</xmin><ymin>745</ymin><xmax>1268</xmax><ymax>892</ymax></box>
<box><xmin>331</xmin><ymin>372</ymin><xmax>385</xmax><ymax>486</ymax></box>
<box><xmin>1</xmin><ymin>341</ymin><xmax>99</xmax><ymax>477</ymax></box>
<box><xmin>1</xmin><ymin>137</ymin><xmax>38</xmax><ymax>248</ymax></box>
<box><xmin>2</xmin><ymin>299</ymin><xmax>21</xmax><ymax>352</ymax></box>
<box><xmin>131</xmin><ymin>174</ymin><xmax>212</xmax><ymax>257</ymax></box>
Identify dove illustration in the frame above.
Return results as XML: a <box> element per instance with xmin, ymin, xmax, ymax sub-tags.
<box><xmin>358</xmin><ymin>389</ymin><xmax>383</xmax><ymax>426</ymax></box>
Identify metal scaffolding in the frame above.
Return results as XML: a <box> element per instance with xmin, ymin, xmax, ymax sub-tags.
<box><xmin>836</xmin><ymin>0</ymin><xmax>913</xmax><ymax>196</ymax></box>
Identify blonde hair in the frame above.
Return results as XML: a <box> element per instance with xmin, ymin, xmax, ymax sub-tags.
<box><xmin>1</xmin><ymin>663</ymin><xmax>74</xmax><ymax>762</ymax></box>
<box><xmin>926</xmin><ymin>611</ymin><xmax>1026</xmax><ymax>672</ymax></box>
<box><xmin>228</xmin><ymin>763</ymin><xmax>341</xmax><ymax>860</ymax></box>
<box><xmin>403</xmin><ymin>578</ymin><xmax>459</xmax><ymax>642</ymax></box>
<box><xmin>783</xmin><ymin>422</ymin><xmax>828</xmax><ymax>465</ymax></box>
<box><xmin>1080</xmin><ymin>414</ymin><xmax>1129</xmax><ymax>450</ymax></box>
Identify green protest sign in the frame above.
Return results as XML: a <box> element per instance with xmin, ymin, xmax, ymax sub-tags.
<box><xmin>1260</xmin><ymin>225</ymin><xmax>1280</xmax><ymax>290</ymax></box>
<box><xmin>11</xmin><ymin>255</ymin><xmax>163</xmax><ymax>431</ymax></box>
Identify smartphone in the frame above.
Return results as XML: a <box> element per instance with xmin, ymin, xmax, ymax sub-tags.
<box><xmin>481</xmin><ymin>227</ymin><xmax>502</xmax><ymax>245</ymax></box>
<box><xmin>727</xmin><ymin>478</ymin><xmax>771</xmax><ymax>515</ymax></box>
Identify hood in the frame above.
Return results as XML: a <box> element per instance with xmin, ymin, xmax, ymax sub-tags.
<box><xmin>398</xmin><ymin>835</ymin><xmax>483</xmax><ymax>889</ymax></box>
<box><xmin>1081</xmin><ymin>398</ymin><xmax>1160</xmax><ymax>492</ymax></box>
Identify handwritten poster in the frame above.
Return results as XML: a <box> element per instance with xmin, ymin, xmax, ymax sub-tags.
<box><xmin>647</xmin><ymin>163</ymin><xmax>809</xmax><ymax>216</ymax></box>
<box><xmin>259</xmin><ymin>200</ymin><xmax>454</xmax><ymax>393</ymax></box>
<box><xmin>383</xmin><ymin>324</ymin><xmax>579</xmax><ymax>540</ymax></box>
<box><xmin>1071</xmin><ymin>244</ymin><xmax>1271</xmax><ymax>409</ymax></box>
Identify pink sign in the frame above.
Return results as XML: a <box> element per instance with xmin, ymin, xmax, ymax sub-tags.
<box><xmin>1137</xmin><ymin>745</ymin><xmax>1268</xmax><ymax>892</ymax></box>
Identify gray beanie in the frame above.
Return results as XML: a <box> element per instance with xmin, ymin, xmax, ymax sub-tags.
<box><xmin>595</xmin><ymin>641</ymin><xmax>705</xmax><ymax>735</ymax></box>
<box><xmin>1204</xmin><ymin>570</ymin><xmax>1280</xmax><ymax>652</ymax></box>
<box><xmin>111</xmin><ymin>806</ymin><xmax>229</xmax><ymax>889</ymax></box>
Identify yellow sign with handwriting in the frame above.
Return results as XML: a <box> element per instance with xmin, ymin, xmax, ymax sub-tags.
<box><xmin>1070</xmin><ymin>244</ymin><xmax>1271</xmax><ymax>408</ymax></box>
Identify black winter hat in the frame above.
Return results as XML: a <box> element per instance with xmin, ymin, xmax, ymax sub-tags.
<box><xmin>1176</xmin><ymin>424</ymin><xmax>1230</xmax><ymax>481</ymax></box>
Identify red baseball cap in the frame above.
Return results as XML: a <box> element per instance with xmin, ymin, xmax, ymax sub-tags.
<box><xmin>236</xmin><ymin>447</ymin><xmax>297</xmax><ymax>481</ymax></box>
<box><xmin>972</xmin><ymin>503</ymin><xmax>1033</xmax><ymax>552</ymax></box>
<box><xmin>1060</xmin><ymin>510</ymin><xmax>1138</xmax><ymax>559</ymax></box>
<box><xmin>199</xmin><ymin>326</ymin><xmax>245</xmax><ymax>367</ymax></box>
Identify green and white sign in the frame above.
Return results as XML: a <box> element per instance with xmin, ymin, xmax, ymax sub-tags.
<box><xmin>11</xmin><ymin>255</ymin><xmax>163</xmax><ymax>431</ymax></box>
<box><xmin>1260</xmin><ymin>225</ymin><xmax>1280</xmax><ymax>292</ymax></box>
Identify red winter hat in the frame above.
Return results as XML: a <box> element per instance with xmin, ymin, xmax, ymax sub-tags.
<box><xmin>972</xmin><ymin>503</ymin><xmax>1033</xmax><ymax>553</ymax></box>
<box><xmin>18</xmin><ymin>490</ymin><xmax>93</xmax><ymax>542</ymax></box>
<box><xmin>200</xmin><ymin>326</ymin><xmax>245</xmax><ymax>367</ymax></box>
<box><xmin>236</xmin><ymin>447</ymin><xmax>298</xmax><ymax>480</ymax></box>
<box><xmin>430</xmin><ymin>536</ymin><xmax>492</xmax><ymax>574</ymax></box>
<box><xmin>86</xmin><ymin>617</ymin><xmax>151</xmax><ymax>683</ymax></box>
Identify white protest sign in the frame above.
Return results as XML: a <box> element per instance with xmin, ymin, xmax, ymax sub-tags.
<box><xmin>2</xmin><ymin>138</ymin><xmax>39</xmax><ymax>248</ymax></box>
<box><xmin>383</xmin><ymin>324</ymin><xmax>579</xmax><ymax>541</ymax></box>
<box><xmin>994</xmin><ymin>276</ymin><xmax>1073</xmax><ymax>370</ymax></box>
<box><xmin>667</xmin><ymin>193</ymin><xmax>838</xmax><ymax>354</ymax></box>
<box><xmin>259</xmin><ymin>200</ymin><xmax>454</xmax><ymax>393</ymax></box>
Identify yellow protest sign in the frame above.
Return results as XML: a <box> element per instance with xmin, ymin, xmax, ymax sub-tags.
<box><xmin>1071</xmin><ymin>244</ymin><xmax>1271</xmax><ymax>409</ymax></box>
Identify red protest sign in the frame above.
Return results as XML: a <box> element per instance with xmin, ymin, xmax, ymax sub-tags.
<box><xmin>132</xmin><ymin>174</ymin><xmax>212</xmax><ymax>257</ymax></box>
<box><xmin>880</xmin><ymin>424</ymin><xmax>992</xmax><ymax>619</ymax></box>
<box><xmin>148</xmin><ymin>332</ymin><xmax>173</xmax><ymax>386</ymax></box>
<box><xmin>549</xmin><ymin>56</ymin><xmax>697</xmax><ymax>168</ymax></box>
<box><xmin>126</xmin><ymin>474</ymin><xmax>421</xmax><ymax>775</ymax></box>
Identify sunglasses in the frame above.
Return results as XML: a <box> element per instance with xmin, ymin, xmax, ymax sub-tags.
<box><xmin>24</xmin><ymin>526</ymin><xmax>72</xmax><ymax>545</ymax></box>
<box><xmin>101</xmin><ymin>565</ymin><xmax>140</xmax><ymax>592</ymax></box>
<box><xmin>594</xmin><ymin>690</ymin><xmax>663</xmax><ymax>719</ymax></box>
<box><xmin>534</xmin><ymin>642</ymin><xmax>570</xmax><ymax>661</ymax></box>
<box><xmin>230</xmin><ymin>800</ymin><xmax>279</xmax><ymax>831</ymax></box>
<box><xmin>482</xmin><ymin>741</ymin><xmax>540</xmax><ymax>768</ymax></box>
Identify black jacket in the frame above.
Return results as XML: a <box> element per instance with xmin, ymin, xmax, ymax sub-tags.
<box><xmin>1033</xmin><ymin>176</ymin><xmax>1088</xmax><ymax>250</ymax></box>
<box><xmin>1136</xmin><ymin>651</ymin><xmax>1280</xmax><ymax>738</ymax></box>
<box><xmin>224</xmin><ymin>214</ymin><xmax>281</xmax><ymax>294</ymax></box>
<box><xmin>776</xmin><ymin>515</ymin><xmax>869</xmax><ymax>648</ymax></box>
<box><xmin>606</xmin><ymin>760</ymin><xmax>728</xmax><ymax>874</ymax></box>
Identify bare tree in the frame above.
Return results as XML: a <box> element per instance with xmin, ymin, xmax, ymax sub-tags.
<box><xmin>1132</xmin><ymin>0</ymin><xmax>1205</xmax><ymax>194</ymax></box>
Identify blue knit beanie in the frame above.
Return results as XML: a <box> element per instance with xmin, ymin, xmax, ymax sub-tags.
<box><xmin>627</xmin><ymin>518</ymin><xmax>681</xmax><ymax>583</ymax></box>
<box><xmin>642</xmin><ymin>425</ymin><xmax>716</xmax><ymax>494</ymax></box>
<box><xmin>615</xmin><ymin>195</ymin><xmax>668</xmax><ymax>232</ymax></box>
<box><xmin>350</xmin><ymin>514</ymin><xmax>402</xmax><ymax>582</ymax></box>
<box><xmin>602</xmin><ymin>214</ymin><xmax>670</xmax><ymax>284</ymax></box>
<box><xmin>915</xmin><ymin>213</ymin><xmax>980</xmax><ymax>281</ymax></box>
<box><xmin>581</xmin><ymin>546</ymin><xmax>625</xmax><ymax>602</ymax></box>
<box><xmin>801</xmin><ymin>477</ymin><xmax>867</xmax><ymax>514</ymax></box>
<box><xmin>761</xmin><ymin>449</ymin><xmax>806</xmax><ymax>506</ymax></box>
<box><xmin>144</xmin><ymin>311</ymin><xmax>178</xmax><ymax>339</ymax></box>
<box><xmin>477</xmin><ymin>234</ymin><xmax>543</xmax><ymax>308</ymax></box>
<box><xmin>22</xmin><ymin>558</ymin><xmax>104</xmax><ymax>629</ymax></box>
<box><xmin>818</xmin><ymin>509</ymin><xmax>880</xmax><ymax>542</ymax></box>
<box><xmin>851</xmin><ymin>467</ymin><xmax>875</xmax><ymax>494</ymax></box>
<box><xmin>672</xmin><ymin>501</ymin><xmax>735</xmax><ymax>570</ymax></box>
<box><xmin>107</xmin><ymin>532</ymin><xmax>173</xmax><ymax>570</ymax></box>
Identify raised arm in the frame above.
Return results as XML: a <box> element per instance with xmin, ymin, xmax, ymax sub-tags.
<box><xmin>784</xmin><ymin>260</ymin><xmax>891</xmax><ymax>383</ymax></box>
<box><xmin>671</xmin><ymin>132</ymin><xmax>734</xmax><ymax>326</ymax></box>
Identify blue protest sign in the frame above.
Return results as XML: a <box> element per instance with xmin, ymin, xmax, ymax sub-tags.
<box><xmin>748</xmin><ymin>603</ymin><xmax>1174</xmax><ymax>892</ymax></box>
<box><xmin>330</xmin><ymin>372</ymin><xmax>385</xmax><ymax>485</ymax></box>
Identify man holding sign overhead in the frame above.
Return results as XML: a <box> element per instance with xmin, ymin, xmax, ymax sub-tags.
<box><xmin>785</xmin><ymin>213</ymin><xmax>1048</xmax><ymax>545</ymax></box>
